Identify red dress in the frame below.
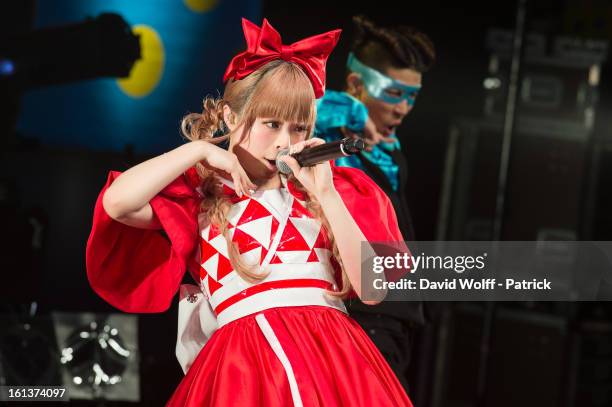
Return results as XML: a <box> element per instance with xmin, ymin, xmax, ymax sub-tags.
<box><xmin>86</xmin><ymin>164</ymin><xmax>412</xmax><ymax>407</ymax></box>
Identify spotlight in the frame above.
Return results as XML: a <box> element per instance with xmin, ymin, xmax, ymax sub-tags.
<box><xmin>483</xmin><ymin>77</ymin><xmax>502</xmax><ymax>90</ymax></box>
<box><xmin>0</xmin><ymin>13</ymin><xmax>140</xmax><ymax>89</ymax></box>
<box><xmin>52</xmin><ymin>312</ymin><xmax>139</xmax><ymax>402</ymax></box>
<box><xmin>0</xmin><ymin>59</ymin><xmax>15</xmax><ymax>77</ymax></box>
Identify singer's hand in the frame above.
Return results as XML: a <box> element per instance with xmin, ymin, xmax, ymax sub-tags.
<box><xmin>201</xmin><ymin>142</ymin><xmax>257</xmax><ymax>197</ymax></box>
<box><xmin>341</xmin><ymin>117</ymin><xmax>394</xmax><ymax>152</ymax></box>
<box><xmin>277</xmin><ymin>138</ymin><xmax>335</xmax><ymax>200</ymax></box>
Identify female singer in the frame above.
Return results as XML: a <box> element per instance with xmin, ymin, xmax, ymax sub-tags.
<box><xmin>86</xmin><ymin>18</ymin><xmax>412</xmax><ymax>406</ymax></box>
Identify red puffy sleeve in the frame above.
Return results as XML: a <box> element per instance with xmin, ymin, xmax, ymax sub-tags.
<box><xmin>86</xmin><ymin>169</ymin><xmax>201</xmax><ymax>313</ymax></box>
<box><xmin>332</xmin><ymin>164</ymin><xmax>404</xmax><ymax>243</ymax></box>
<box><xmin>330</xmin><ymin>164</ymin><xmax>410</xmax><ymax>298</ymax></box>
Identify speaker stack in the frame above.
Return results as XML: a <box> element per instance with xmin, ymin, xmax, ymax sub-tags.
<box><xmin>430</xmin><ymin>28</ymin><xmax>611</xmax><ymax>407</ymax></box>
<box><xmin>437</xmin><ymin>29</ymin><xmax>608</xmax><ymax>241</ymax></box>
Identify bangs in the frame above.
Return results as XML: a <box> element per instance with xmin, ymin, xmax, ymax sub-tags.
<box><xmin>243</xmin><ymin>62</ymin><xmax>316</xmax><ymax>129</ymax></box>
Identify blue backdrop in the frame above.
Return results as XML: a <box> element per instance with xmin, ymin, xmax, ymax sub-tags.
<box><xmin>17</xmin><ymin>0</ymin><xmax>260</xmax><ymax>154</ymax></box>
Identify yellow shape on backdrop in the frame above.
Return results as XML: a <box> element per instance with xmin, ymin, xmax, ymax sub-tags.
<box><xmin>117</xmin><ymin>25</ymin><xmax>165</xmax><ymax>98</ymax></box>
<box><xmin>184</xmin><ymin>0</ymin><xmax>218</xmax><ymax>13</ymax></box>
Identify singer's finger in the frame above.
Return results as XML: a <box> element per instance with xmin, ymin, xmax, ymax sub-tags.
<box><xmin>292</xmin><ymin>137</ymin><xmax>324</xmax><ymax>155</ymax></box>
<box><xmin>241</xmin><ymin>180</ymin><xmax>252</xmax><ymax>196</ymax></box>
<box><xmin>291</xmin><ymin>140</ymin><xmax>309</xmax><ymax>155</ymax></box>
<box><xmin>237</xmin><ymin>175</ymin><xmax>250</xmax><ymax>196</ymax></box>
<box><xmin>278</xmin><ymin>155</ymin><xmax>300</xmax><ymax>176</ymax></box>
<box><xmin>243</xmin><ymin>177</ymin><xmax>256</xmax><ymax>195</ymax></box>
<box><xmin>231</xmin><ymin>173</ymin><xmax>244</xmax><ymax>197</ymax></box>
<box><xmin>307</xmin><ymin>137</ymin><xmax>326</xmax><ymax>146</ymax></box>
<box><xmin>380</xmin><ymin>135</ymin><xmax>396</xmax><ymax>143</ymax></box>
<box><xmin>240</xmin><ymin>168</ymin><xmax>257</xmax><ymax>190</ymax></box>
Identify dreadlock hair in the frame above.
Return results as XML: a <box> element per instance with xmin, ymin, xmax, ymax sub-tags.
<box><xmin>351</xmin><ymin>15</ymin><xmax>436</xmax><ymax>74</ymax></box>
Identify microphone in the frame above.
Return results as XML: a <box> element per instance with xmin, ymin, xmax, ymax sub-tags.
<box><xmin>275</xmin><ymin>137</ymin><xmax>365</xmax><ymax>175</ymax></box>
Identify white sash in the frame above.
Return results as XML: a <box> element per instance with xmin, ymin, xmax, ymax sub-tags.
<box><xmin>175</xmin><ymin>284</ymin><xmax>219</xmax><ymax>374</ymax></box>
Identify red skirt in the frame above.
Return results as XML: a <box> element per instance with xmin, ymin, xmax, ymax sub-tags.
<box><xmin>166</xmin><ymin>305</ymin><xmax>413</xmax><ymax>406</ymax></box>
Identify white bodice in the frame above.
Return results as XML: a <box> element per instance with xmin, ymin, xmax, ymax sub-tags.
<box><xmin>196</xmin><ymin>177</ymin><xmax>346</xmax><ymax>326</ymax></box>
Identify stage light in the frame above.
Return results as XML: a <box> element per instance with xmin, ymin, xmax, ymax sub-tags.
<box><xmin>52</xmin><ymin>312</ymin><xmax>139</xmax><ymax>402</ymax></box>
<box><xmin>483</xmin><ymin>77</ymin><xmax>502</xmax><ymax>90</ymax></box>
<box><xmin>0</xmin><ymin>59</ymin><xmax>15</xmax><ymax>77</ymax></box>
<box><xmin>0</xmin><ymin>13</ymin><xmax>140</xmax><ymax>89</ymax></box>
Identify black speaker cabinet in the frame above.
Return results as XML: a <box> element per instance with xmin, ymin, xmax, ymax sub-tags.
<box><xmin>439</xmin><ymin>116</ymin><xmax>592</xmax><ymax>240</ymax></box>
<box><xmin>483</xmin><ymin>308</ymin><xmax>567</xmax><ymax>407</ymax></box>
<box><xmin>433</xmin><ymin>304</ymin><xmax>569</xmax><ymax>407</ymax></box>
<box><xmin>437</xmin><ymin>31</ymin><xmax>606</xmax><ymax>241</ymax></box>
<box><xmin>572</xmin><ymin>320</ymin><xmax>612</xmax><ymax>407</ymax></box>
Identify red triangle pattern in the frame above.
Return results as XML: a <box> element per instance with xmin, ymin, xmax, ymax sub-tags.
<box><xmin>200</xmin><ymin>189</ymin><xmax>334</xmax><ymax>287</ymax></box>
<box><xmin>231</xmin><ymin>228</ymin><xmax>261</xmax><ymax>254</ymax></box>
<box><xmin>276</xmin><ymin>220</ymin><xmax>311</xmax><ymax>251</ymax></box>
<box><xmin>306</xmin><ymin>249</ymin><xmax>319</xmax><ymax>262</ymax></box>
<box><xmin>270</xmin><ymin>218</ymin><xmax>280</xmax><ymax>244</ymax></box>
<box><xmin>222</xmin><ymin>184</ymin><xmax>233</xmax><ymax>195</ymax></box>
<box><xmin>199</xmin><ymin>265</ymin><xmax>207</xmax><ymax>281</ymax></box>
<box><xmin>237</xmin><ymin>199</ymin><xmax>272</xmax><ymax>226</ymax></box>
<box><xmin>207</xmin><ymin>274</ymin><xmax>223</xmax><ymax>296</ymax></box>
<box><xmin>208</xmin><ymin>223</ymin><xmax>221</xmax><ymax>240</ymax></box>
<box><xmin>260</xmin><ymin>247</ymin><xmax>269</xmax><ymax>264</ymax></box>
<box><xmin>222</xmin><ymin>184</ymin><xmax>249</xmax><ymax>204</ymax></box>
<box><xmin>216</xmin><ymin>253</ymin><xmax>234</xmax><ymax>281</ymax></box>
<box><xmin>269</xmin><ymin>253</ymin><xmax>283</xmax><ymax>264</ymax></box>
<box><xmin>286</xmin><ymin>180</ymin><xmax>308</xmax><ymax>200</ymax></box>
<box><xmin>312</xmin><ymin>228</ymin><xmax>330</xmax><ymax>249</ymax></box>
<box><xmin>290</xmin><ymin>199</ymin><xmax>312</xmax><ymax>218</ymax></box>
<box><xmin>200</xmin><ymin>239</ymin><xmax>217</xmax><ymax>263</ymax></box>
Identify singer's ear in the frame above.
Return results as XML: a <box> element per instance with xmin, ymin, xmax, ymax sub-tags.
<box><xmin>346</xmin><ymin>72</ymin><xmax>365</xmax><ymax>100</ymax></box>
<box><xmin>222</xmin><ymin>104</ymin><xmax>237</xmax><ymax>131</ymax></box>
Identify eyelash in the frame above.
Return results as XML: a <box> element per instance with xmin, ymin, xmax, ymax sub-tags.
<box><xmin>265</xmin><ymin>121</ymin><xmax>280</xmax><ymax>129</ymax></box>
<box><xmin>264</xmin><ymin>121</ymin><xmax>309</xmax><ymax>133</ymax></box>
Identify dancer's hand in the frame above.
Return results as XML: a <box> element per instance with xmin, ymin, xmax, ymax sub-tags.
<box><xmin>277</xmin><ymin>138</ymin><xmax>335</xmax><ymax>200</ymax></box>
<box><xmin>342</xmin><ymin>117</ymin><xmax>394</xmax><ymax>151</ymax></box>
<box><xmin>201</xmin><ymin>142</ymin><xmax>257</xmax><ymax>197</ymax></box>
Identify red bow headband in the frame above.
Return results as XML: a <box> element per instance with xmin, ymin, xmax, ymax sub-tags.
<box><xmin>223</xmin><ymin>18</ymin><xmax>341</xmax><ymax>98</ymax></box>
